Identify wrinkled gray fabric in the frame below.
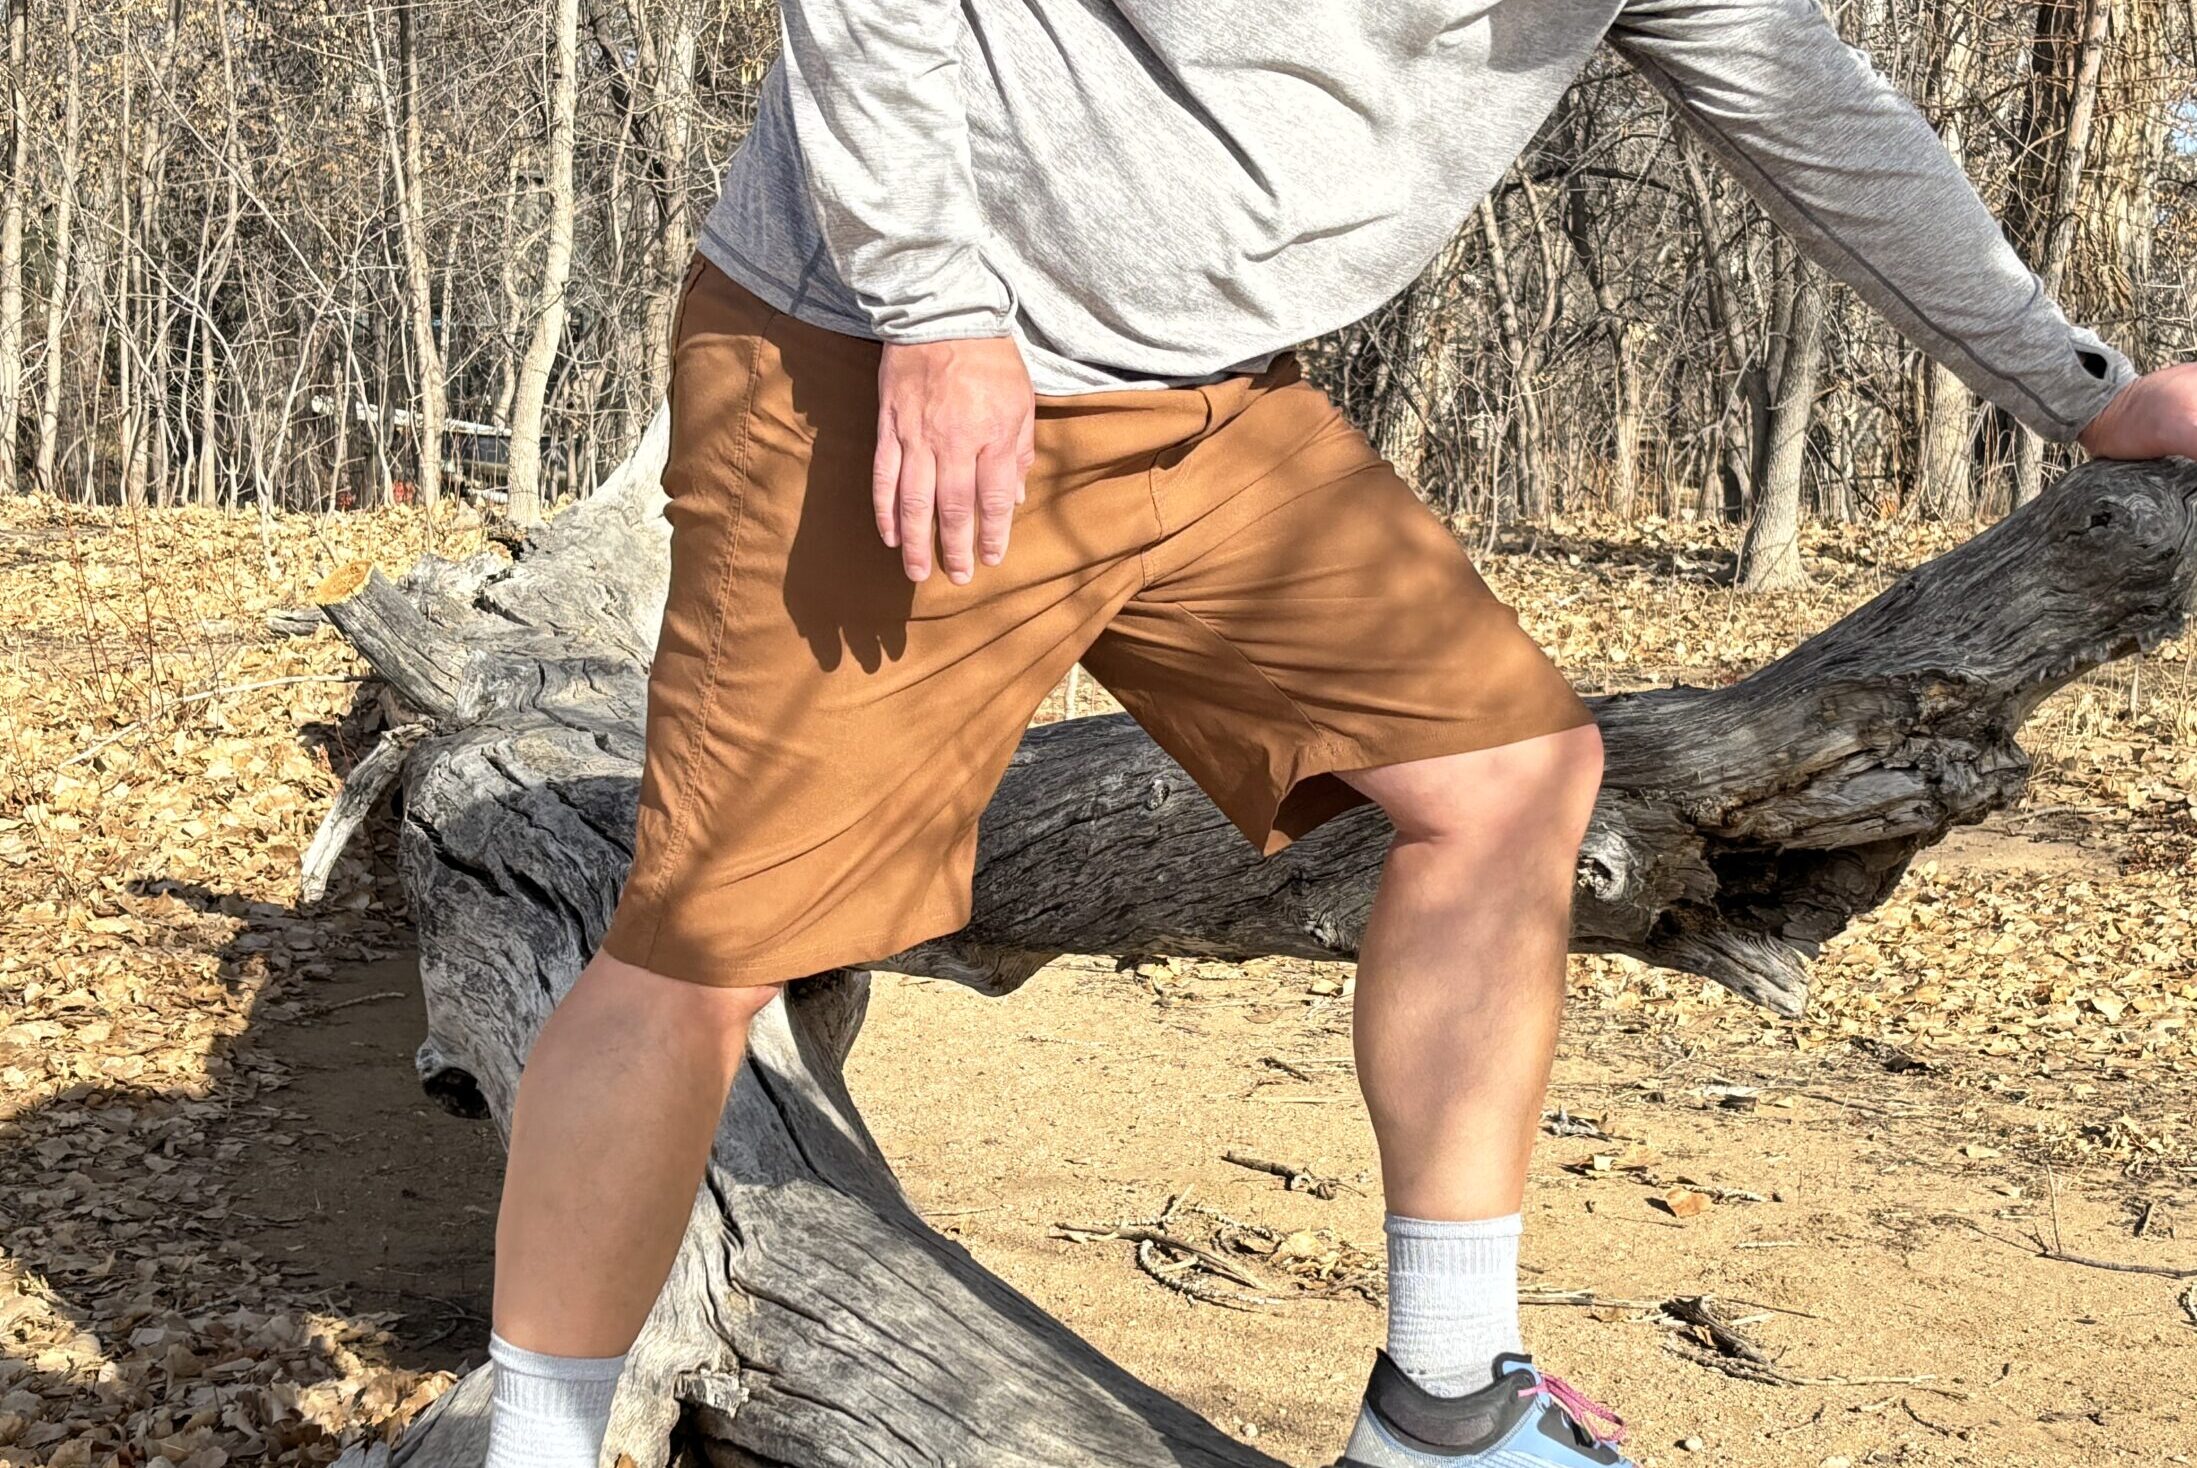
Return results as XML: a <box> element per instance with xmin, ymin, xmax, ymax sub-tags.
<box><xmin>699</xmin><ymin>0</ymin><xmax>2131</xmax><ymax>438</ymax></box>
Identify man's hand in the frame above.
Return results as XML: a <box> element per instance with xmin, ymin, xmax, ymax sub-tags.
<box><xmin>2078</xmin><ymin>363</ymin><xmax>2197</xmax><ymax>462</ymax></box>
<box><xmin>874</xmin><ymin>337</ymin><xmax>1036</xmax><ymax>584</ymax></box>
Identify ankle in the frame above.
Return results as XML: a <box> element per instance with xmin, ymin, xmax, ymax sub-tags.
<box><xmin>485</xmin><ymin>1331</ymin><xmax>627</xmax><ymax>1468</ymax></box>
<box><xmin>1383</xmin><ymin>1211</ymin><xmax>1524</xmax><ymax>1397</ymax></box>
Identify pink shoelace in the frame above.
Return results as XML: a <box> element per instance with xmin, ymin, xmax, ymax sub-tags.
<box><xmin>1521</xmin><ymin>1373</ymin><xmax>1628</xmax><ymax>1447</ymax></box>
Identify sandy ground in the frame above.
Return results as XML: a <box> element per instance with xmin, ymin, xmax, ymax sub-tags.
<box><xmin>846</xmin><ymin>913</ymin><xmax>2197</xmax><ymax>1466</ymax></box>
<box><xmin>188</xmin><ymin>825</ymin><xmax>2195</xmax><ymax>1467</ymax></box>
<box><xmin>5</xmin><ymin>498</ymin><xmax>2194</xmax><ymax>1464</ymax></box>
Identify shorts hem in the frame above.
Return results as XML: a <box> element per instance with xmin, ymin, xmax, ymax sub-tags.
<box><xmin>1252</xmin><ymin>700</ymin><xmax>1598</xmax><ymax>857</ymax></box>
<box><xmin>597</xmin><ymin>898</ymin><xmax>974</xmax><ymax>989</ymax></box>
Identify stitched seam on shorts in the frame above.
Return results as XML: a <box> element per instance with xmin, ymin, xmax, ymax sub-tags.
<box><xmin>669</xmin><ymin>257</ymin><xmax>708</xmax><ymax>358</ymax></box>
<box><xmin>683</xmin><ymin>900</ymin><xmax>973</xmax><ymax>985</ymax></box>
<box><xmin>634</xmin><ymin>312</ymin><xmax>774</xmax><ymax>935</ymax></box>
<box><xmin>1147</xmin><ymin>400</ymin><xmax>1361</xmax><ymax>592</ymax></box>
<box><xmin>1139</xmin><ymin>447</ymin><xmax>1167</xmax><ymax>590</ymax></box>
<box><xmin>1172</xmin><ymin>601</ymin><xmax>1332</xmax><ymax>752</ymax></box>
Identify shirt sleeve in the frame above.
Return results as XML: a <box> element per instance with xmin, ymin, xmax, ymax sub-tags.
<box><xmin>1605</xmin><ymin>0</ymin><xmax>2134</xmax><ymax>441</ymax></box>
<box><xmin>775</xmin><ymin>0</ymin><xmax>1015</xmax><ymax>343</ymax></box>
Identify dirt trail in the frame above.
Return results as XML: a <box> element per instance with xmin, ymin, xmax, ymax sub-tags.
<box><xmin>223</xmin><ymin>837</ymin><xmax>2195</xmax><ymax>1466</ymax></box>
<box><xmin>6</xmin><ymin>498</ymin><xmax>2192</xmax><ymax>1464</ymax></box>
<box><xmin>849</xmin><ymin>933</ymin><xmax>2197</xmax><ymax>1467</ymax></box>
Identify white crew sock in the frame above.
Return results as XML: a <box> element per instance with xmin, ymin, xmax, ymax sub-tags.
<box><xmin>484</xmin><ymin>1331</ymin><xmax>627</xmax><ymax>1468</ymax></box>
<box><xmin>1382</xmin><ymin>1211</ymin><xmax>1525</xmax><ymax>1397</ymax></box>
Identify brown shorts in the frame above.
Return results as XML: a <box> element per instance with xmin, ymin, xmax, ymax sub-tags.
<box><xmin>599</xmin><ymin>259</ymin><xmax>1592</xmax><ymax>987</ymax></box>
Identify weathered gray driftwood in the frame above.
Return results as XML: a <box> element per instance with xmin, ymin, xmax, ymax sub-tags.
<box><xmin>318</xmin><ymin>420</ymin><xmax>2196</xmax><ymax>1467</ymax></box>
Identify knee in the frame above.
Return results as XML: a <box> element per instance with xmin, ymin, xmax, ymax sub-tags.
<box><xmin>1377</xmin><ymin>723</ymin><xmax>1603</xmax><ymax>852</ymax></box>
<box><xmin>1550</xmin><ymin>721</ymin><xmax>1606</xmax><ymax>825</ymax></box>
<box><xmin>554</xmin><ymin>953</ymin><xmax>782</xmax><ymax>1069</ymax></box>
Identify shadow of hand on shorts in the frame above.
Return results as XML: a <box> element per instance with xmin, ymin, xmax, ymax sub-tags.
<box><xmin>781</xmin><ymin>356</ymin><xmax>916</xmax><ymax>676</ymax></box>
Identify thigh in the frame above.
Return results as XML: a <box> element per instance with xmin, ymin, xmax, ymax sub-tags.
<box><xmin>1081</xmin><ymin>371</ymin><xmax>1592</xmax><ymax>855</ymax></box>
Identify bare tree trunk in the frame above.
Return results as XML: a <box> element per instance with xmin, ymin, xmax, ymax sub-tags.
<box><xmin>195</xmin><ymin>0</ymin><xmax>243</xmax><ymax>509</ymax></box>
<box><xmin>1517</xmin><ymin>173</ymin><xmax>1564</xmax><ymax>516</ymax></box>
<box><xmin>31</xmin><ymin>0</ymin><xmax>78</xmax><ymax>498</ymax></box>
<box><xmin>1679</xmin><ymin>141</ymin><xmax>1764</xmax><ymax>522</ymax></box>
<box><xmin>132</xmin><ymin>0</ymin><xmax>183</xmax><ymax>508</ymax></box>
<box><xmin>2008</xmin><ymin>0</ymin><xmax>2112</xmax><ymax>507</ymax></box>
<box><xmin>1920</xmin><ymin>361</ymin><xmax>1977</xmax><ymax>519</ymax></box>
<box><xmin>1738</xmin><ymin>250</ymin><xmax>1827</xmax><ymax>591</ymax></box>
<box><xmin>505</xmin><ymin>0</ymin><xmax>581</xmax><ymax>525</ymax></box>
<box><xmin>1370</xmin><ymin>230</ymin><xmax>1469</xmax><ymax>494</ymax></box>
<box><xmin>373</xmin><ymin>0</ymin><xmax>449</xmax><ymax>509</ymax></box>
<box><xmin>1478</xmin><ymin>194</ymin><xmax>1545</xmax><ymax>521</ymax></box>
<box><xmin>2092</xmin><ymin>0</ymin><xmax>2171</xmax><ymax>361</ymax></box>
<box><xmin>1917</xmin><ymin>7</ymin><xmax>1981</xmax><ymax>519</ymax></box>
<box><xmin>1561</xmin><ymin>153</ymin><xmax>1644</xmax><ymax>518</ymax></box>
<box><xmin>0</xmin><ymin>0</ymin><xmax>26</xmax><ymax>497</ymax></box>
<box><xmin>599</xmin><ymin>0</ymin><xmax>703</xmax><ymax>431</ymax></box>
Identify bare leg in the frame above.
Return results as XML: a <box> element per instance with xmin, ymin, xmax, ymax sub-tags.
<box><xmin>492</xmin><ymin>953</ymin><xmax>781</xmax><ymax>1355</ymax></box>
<box><xmin>1341</xmin><ymin>723</ymin><xmax>1603</xmax><ymax>1220</ymax></box>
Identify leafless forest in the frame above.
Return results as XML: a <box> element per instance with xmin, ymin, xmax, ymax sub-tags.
<box><xmin>0</xmin><ymin>0</ymin><xmax>2189</xmax><ymax>577</ymax></box>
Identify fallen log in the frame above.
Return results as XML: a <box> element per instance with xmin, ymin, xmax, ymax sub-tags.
<box><xmin>317</xmin><ymin>422</ymin><xmax>2196</xmax><ymax>1466</ymax></box>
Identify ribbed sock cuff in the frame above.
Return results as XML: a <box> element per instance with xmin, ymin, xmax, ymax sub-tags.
<box><xmin>488</xmin><ymin>1331</ymin><xmax>625</xmax><ymax>1421</ymax></box>
<box><xmin>1383</xmin><ymin>1212</ymin><xmax>1525</xmax><ymax>1398</ymax></box>
<box><xmin>1384</xmin><ymin>1210</ymin><xmax>1524</xmax><ymax>1270</ymax></box>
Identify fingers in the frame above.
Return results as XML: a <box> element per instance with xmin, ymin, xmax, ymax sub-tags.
<box><xmin>873</xmin><ymin>339</ymin><xmax>1035</xmax><ymax>583</ymax></box>
<box><xmin>873</xmin><ymin>417</ymin><xmax>903</xmax><ymax>549</ymax></box>
<box><xmin>975</xmin><ymin>440</ymin><xmax>1021</xmax><ymax>567</ymax></box>
<box><xmin>889</xmin><ymin>427</ymin><xmax>1027</xmax><ymax>582</ymax></box>
<box><xmin>895</xmin><ymin>448</ymin><xmax>938</xmax><ymax>582</ymax></box>
<box><xmin>935</xmin><ymin>452</ymin><xmax>979</xmax><ymax>584</ymax></box>
<box><xmin>1015</xmin><ymin>413</ymin><xmax>1035</xmax><ymax>508</ymax></box>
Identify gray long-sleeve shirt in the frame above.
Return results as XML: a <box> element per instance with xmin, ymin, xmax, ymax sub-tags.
<box><xmin>698</xmin><ymin>0</ymin><xmax>2133</xmax><ymax>439</ymax></box>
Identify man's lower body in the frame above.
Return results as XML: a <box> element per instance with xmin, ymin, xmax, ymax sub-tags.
<box><xmin>482</xmin><ymin>258</ymin><xmax>1622</xmax><ymax>1466</ymax></box>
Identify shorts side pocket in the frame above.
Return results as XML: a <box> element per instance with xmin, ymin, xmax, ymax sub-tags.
<box><xmin>629</xmin><ymin>313</ymin><xmax>769</xmax><ymax>925</ymax></box>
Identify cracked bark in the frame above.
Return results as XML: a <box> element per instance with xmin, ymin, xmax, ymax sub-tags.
<box><xmin>319</xmin><ymin>415</ymin><xmax>2197</xmax><ymax>1466</ymax></box>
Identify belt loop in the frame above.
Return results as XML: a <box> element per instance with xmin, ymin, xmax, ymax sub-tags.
<box><xmin>1194</xmin><ymin>382</ymin><xmax>1220</xmax><ymax>438</ymax></box>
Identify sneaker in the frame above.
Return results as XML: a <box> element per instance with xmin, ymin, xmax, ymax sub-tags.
<box><xmin>1336</xmin><ymin>1350</ymin><xmax>1633</xmax><ymax>1466</ymax></box>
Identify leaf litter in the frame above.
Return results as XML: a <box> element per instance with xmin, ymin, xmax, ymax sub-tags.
<box><xmin>2</xmin><ymin>494</ymin><xmax>2194</xmax><ymax>1462</ymax></box>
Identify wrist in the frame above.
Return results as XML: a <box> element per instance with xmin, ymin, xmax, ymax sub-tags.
<box><xmin>2076</xmin><ymin>393</ymin><xmax>2118</xmax><ymax>456</ymax></box>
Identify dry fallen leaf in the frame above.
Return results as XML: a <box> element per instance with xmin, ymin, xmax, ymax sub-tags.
<box><xmin>1657</xmin><ymin>1187</ymin><xmax>1714</xmax><ymax>1219</ymax></box>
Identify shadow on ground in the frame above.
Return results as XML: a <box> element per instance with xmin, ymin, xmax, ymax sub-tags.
<box><xmin>0</xmin><ymin>787</ymin><xmax>503</xmax><ymax>1461</ymax></box>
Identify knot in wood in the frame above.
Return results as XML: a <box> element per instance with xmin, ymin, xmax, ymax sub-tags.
<box><xmin>1575</xmin><ymin>830</ymin><xmax>1633</xmax><ymax>903</ymax></box>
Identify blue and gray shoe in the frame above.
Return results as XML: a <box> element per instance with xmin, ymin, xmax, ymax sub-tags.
<box><xmin>1336</xmin><ymin>1351</ymin><xmax>1633</xmax><ymax>1467</ymax></box>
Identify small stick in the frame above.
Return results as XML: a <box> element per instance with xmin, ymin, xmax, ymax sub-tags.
<box><xmin>1717</xmin><ymin>1294</ymin><xmax>1823</xmax><ymax>1322</ymax></box>
<box><xmin>1222</xmin><ymin>1149</ymin><xmax>1356</xmax><ymax>1199</ymax></box>
<box><xmin>1610</xmin><ymin>1211</ymin><xmax>1687</xmax><ymax>1231</ymax></box>
<box><xmin>2044</xmin><ymin>1161</ymin><xmax>2066</xmax><ymax>1255</ymax></box>
<box><xmin>1520</xmin><ymin>1288</ymin><xmax>1819</xmax><ymax>1322</ymax></box>
<box><xmin>1900</xmin><ymin>1397</ymin><xmax>1959</xmax><ymax>1436</ymax></box>
<box><xmin>58</xmin><ymin>673</ymin><xmax>370</xmax><ymax>768</ymax></box>
<box><xmin>295</xmin><ymin>990</ymin><xmax>408</xmax><ymax>1018</ymax></box>
<box><xmin>1055</xmin><ymin>1225</ymin><xmax>1267</xmax><ymax>1291</ymax></box>
<box><xmin>1764</xmin><ymin>1405</ymin><xmax>1827</xmax><ymax>1437</ymax></box>
<box><xmin>1521</xmin><ymin>1288</ymin><xmax>1667</xmax><ymax>1312</ymax></box>
<box><xmin>1669</xmin><ymin>1343</ymin><xmax>1964</xmax><ymax>1398</ymax></box>
<box><xmin>2031</xmin><ymin>1244</ymin><xmax>2197</xmax><ymax>1280</ymax></box>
